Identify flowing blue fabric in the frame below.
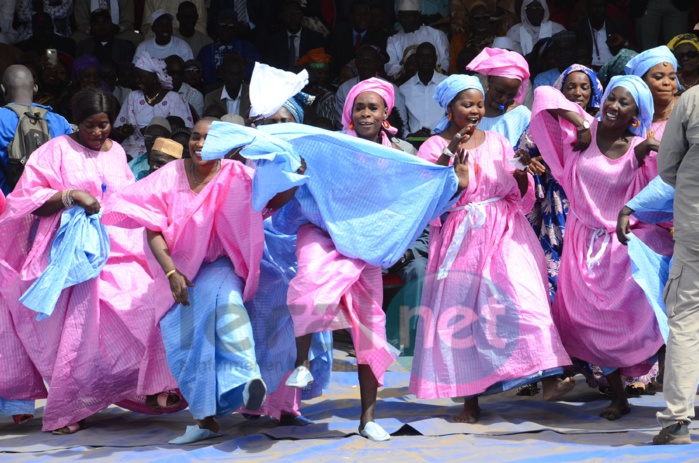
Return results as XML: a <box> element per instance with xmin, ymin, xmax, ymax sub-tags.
<box><xmin>624</xmin><ymin>176</ymin><xmax>676</xmax><ymax>342</ymax></box>
<box><xmin>19</xmin><ymin>208</ymin><xmax>110</xmax><ymax>321</ymax></box>
<box><xmin>247</xmin><ymin>219</ymin><xmax>332</xmax><ymax>399</ymax></box>
<box><xmin>128</xmin><ymin>152</ymin><xmax>150</xmax><ymax>181</ymax></box>
<box><xmin>0</xmin><ymin>398</ymin><xmax>34</xmax><ymax>416</ymax></box>
<box><xmin>624</xmin><ymin>45</ymin><xmax>680</xmax><ymax>88</ymax></box>
<box><xmin>160</xmin><ymin>258</ymin><xmax>261</xmax><ymax>420</ymax></box>
<box><xmin>431</xmin><ymin>75</ymin><xmax>484</xmax><ymax>134</ymax></box>
<box><xmin>598</xmin><ymin>75</ymin><xmax>654</xmax><ymax>138</ymax></box>
<box><xmin>203</xmin><ymin>122</ymin><xmax>459</xmax><ymax>268</ymax></box>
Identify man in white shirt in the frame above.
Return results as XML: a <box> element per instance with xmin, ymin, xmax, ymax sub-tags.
<box><xmin>334</xmin><ymin>45</ymin><xmax>407</xmax><ymax>131</ymax></box>
<box><xmin>174</xmin><ymin>1</ymin><xmax>212</xmax><ymax>57</ymax></box>
<box><xmin>385</xmin><ymin>0</ymin><xmax>449</xmax><ymax>78</ymax></box>
<box><xmin>135</xmin><ymin>10</ymin><xmax>194</xmax><ymax>61</ymax></box>
<box><xmin>399</xmin><ymin>42</ymin><xmax>447</xmax><ymax>136</ymax></box>
<box><xmin>165</xmin><ymin>55</ymin><xmax>204</xmax><ymax>118</ymax></box>
<box><xmin>141</xmin><ymin>0</ymin><xmax>208</xmax><ymax>38</ymax></box>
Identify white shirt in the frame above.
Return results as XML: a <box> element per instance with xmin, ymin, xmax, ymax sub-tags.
<box><xmin>334</xmin><ymin>76</ymin><xmax>407</xmax><ymax>130</ymax></box>
<box><xmin>179</xmin><ymin>82</ymin><xmax>204</xmax><ymax>118</ymax></box>
<box><xmin>399</xmin><ymin>72</ymin><xmax>448</xmax><ymax>133</ymax></box>
<box><xmin>135</xmin><ymin>36</ymin><xmax>194</xmax><ymax>61</ymax></box>
<box><xmin>385</xmin><ymin>25</ymin><xmax>450</xmax><ymax>77</ymax></box>
<box><xmin>287</xmin><ymin>29</ymin><xmax>302</xmax><ymax>64</ymax></box>
<box><xmin>221</xmin><ymin>85</ymin><xmax>242</xmax><ymax>116</ymax></box>
<box><xmin>589</xmin><ymin>21</ymin><xmax>613</xmax><ymax>67</ymax></box>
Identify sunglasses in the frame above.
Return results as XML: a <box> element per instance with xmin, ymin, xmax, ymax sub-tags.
<box><xmin>676</xmin><ymin>50</ymin><xmax>699</xmax><ymax>60</ymax></box>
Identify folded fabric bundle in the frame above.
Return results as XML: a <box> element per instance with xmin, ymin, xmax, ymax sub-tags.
<box><xmin>20</xmin><ymin>208</ymin><xmax>110</xmax><ymax>320</ymax></box>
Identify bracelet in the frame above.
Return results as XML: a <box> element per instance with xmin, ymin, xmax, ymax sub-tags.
<box><xmin>165</xmin><ymin>269</ymin><xmax>177</xmax><ymax>279</ymax></box>
<box><xmin>62</xmin><ymin>189</ymin><xmax>75</xmax><ymax>208</ymax></box>
<box><xmin>442</xmin><ymin>147</ymin><xmax>456</xmax><ymax>158</ymax></box>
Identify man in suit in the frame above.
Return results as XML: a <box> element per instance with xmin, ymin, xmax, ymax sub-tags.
<box><xmin>568</xmin><ymin>0</ymin><xmax>630</xmax><ymax>70</ymax></box>
<box><xmin>326</xmin><ymin>0</ymin><xmax>387</xmax><ymax>81</ymax></box>
<box><xmin>204</xmin><ymin>52</ymin><xmax>251</xmax><ymax>119</ymax></box>
<box><xmin>75</xmin><ymin>9</ymin><xmax>136</xmax><ymax>65</ymax></box>
<box><xmin>264</xmin><ymin>1</ymin><xmax>325</xmax><ymax>71</ymax></box>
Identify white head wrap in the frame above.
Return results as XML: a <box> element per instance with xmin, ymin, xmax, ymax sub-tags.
<box><xmin>248</xmin><ymin>62</ymin><xmax>308</xmax><ymax>120</ymax></box>
<box><xmin>133</xmin><ymin>51</ymin><xmax>173</xmax><ymax>89</ymax></box>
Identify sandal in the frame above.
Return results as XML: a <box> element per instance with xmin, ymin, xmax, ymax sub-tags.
<box><xmin>51</xmin><ymin>419</ymin><xmax>86</xmax><ymax>435</ymax></box>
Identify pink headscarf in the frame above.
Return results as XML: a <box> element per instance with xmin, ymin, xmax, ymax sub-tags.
<box><xmin>466</xmin><ymin>47</ymin><xmax>531</xmax><ymax>104</ymax></box>
<box><xmin>342</xmin><ymin>77</ymin><xmax>397</xmax><ymax>147</ymax></box>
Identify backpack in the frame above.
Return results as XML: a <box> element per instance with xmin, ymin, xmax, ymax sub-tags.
<box><xmin>3</xmin><ymin>103</ymin><xmax>51</xmax><ymax>190</ymax></box>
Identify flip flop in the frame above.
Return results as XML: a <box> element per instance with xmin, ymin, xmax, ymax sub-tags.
<box><xmin>168</xmin><ymin>425</ymin><xmax>222</xmax><ymax>445</ymax></box>
<box><xmin>51</xmin><ymin>419</ymin><xmax>86</xmax><ymax>435</ymax></box>
<box><xmin>12</xmin><ymin>414</ymin><xmax>33</xmax><ymax>425</ymax></box>
<box><xmin>359</xmin><ymin>422</ymin><xmax>391</xmax><ymax>442</ymax></box>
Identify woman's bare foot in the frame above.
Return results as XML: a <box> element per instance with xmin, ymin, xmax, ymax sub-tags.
<box><xmin>599</xmin><ymin>398</ymin><xmax>631</xmax><ymax>421</ymax></box>
<box><xmin>542</xmin><ymin>376</ymin><xmax>576</xmax><ymax>401</ymax></box>
<box><xmin>196</xmin><ymin>416</ymin><xmax>220</xmax><ymax>433</ymax></box>
<box><xmin>145</xmin><ymin>391</ymin><xmax>180</xmax><ymax>409</ymax></box>
<box><xmin>454</xmin><ymin>397</ymin><xmax>480</xmax><ymax>423</ymax></box>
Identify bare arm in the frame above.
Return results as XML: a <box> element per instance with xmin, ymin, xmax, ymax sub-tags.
<box><xmin>146</xmin><ymin>229</ymin><xmax>194</xmax><ymax>305</ymax></box>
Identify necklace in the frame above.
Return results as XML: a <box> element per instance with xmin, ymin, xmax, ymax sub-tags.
<box><xmin>190</xmin><ymin>160</ymin><xmax>220</xmax><ymax>188</ymax></box>
<box><xmin>145</xmin><ymin>89</ymin><xmax>163</xmax><ymax>105</ymax></box>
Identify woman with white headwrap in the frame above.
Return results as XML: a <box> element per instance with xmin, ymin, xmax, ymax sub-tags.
<box><xmin>114</xmin><ymin>52</ymin><xmax>194</xmax><ymax>160</ymax></box>
<box><xmin>505</xmin><ymin>0</ymin><xmax>564</xmax><ymax>56</ymax></box>
<box><xmin>410</xmin><ymin>74</ymin><xmax>573</xmax><ymax>424</ymax></box>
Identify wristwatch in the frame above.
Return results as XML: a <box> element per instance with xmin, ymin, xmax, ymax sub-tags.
<box><xmin>577</xmin><ymin>120</ymin><xmax>591</xmax><ymax>131</ymax></box>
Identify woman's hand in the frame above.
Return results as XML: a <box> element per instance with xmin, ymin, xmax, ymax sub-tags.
<box><xmin>297</xmin><ymin>157</ymin><xmax>307</xmax><ymax>175</ymax></box>
<box><xmin>634</xmin><ymin>134</ymin><xmax>660</xmax><ymax>167</ymax></box>
<box><xmin>71</xmin><ymin>190</ymin><xmax>101</xmax><ymax>215</ymax></box>
<box><xmin>616</xmin><ymin>205</ymin><xmax>634</xmax><ymax>245</ymax></box>
<box><xmin>514</xmin><ymin>148</ymin><xmax>532</xmax><ymax>167</ymax></box>
<box><xmin>453</xmin><ymin>148</ymin><xmax>470</xmax><ymax>191</ymax></box>
<box><xmin>447</xmin><ymin>124</ymin><xmax>476</xmax><ymax>153</ymax></box>
<box><xmin>169</xmin><ymin>270</ymin><xmax>195</xmax><ymax>306</ymax></box>
<box><xmin>527</xmin><ymin>155</ymin><xmax>546</xmax><ymax>175</ymax></box>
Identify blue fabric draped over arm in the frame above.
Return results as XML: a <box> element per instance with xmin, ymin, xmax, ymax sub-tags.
<box><xmin>627</xmin><ymin>175</ymin><xmax>675</xmax><ymax>223</ymax></box>
<box><xmin>203</xmin><ymin>122</ymin><xmax>459</xmax><ymax>267</ymax></box>
<box><xmin>20</xmin><ymin>208</ymin><xmax>110</xmax><ymax>320</ymax></box>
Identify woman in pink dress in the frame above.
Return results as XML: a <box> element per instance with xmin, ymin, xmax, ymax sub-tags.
<box><xmin>113</xmin><ymin>52</ymin><xmax>194</xmax><ymax>160</ymax></box>
<box><xmin>530</xmin><ymin>75</ymin><xmax>674</xmax><ymax>420</ymax></box>
<box><xmin>0</xmin><ymin>87</ymin><xmax>181</xmax><ymax>434</ymax></box>
<box><xmin>284</xmin><ymin>78</ymin><xmax>470</xmax><ymax>441</ymax></box>
<box><xmin>409</xmin><ymin>74</ymin><xmax>573</xmax><ymax>424</ymax></box>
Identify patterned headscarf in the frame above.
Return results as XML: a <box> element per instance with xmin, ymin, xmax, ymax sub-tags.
<box><xmin>282</xmin><ymin>92</ymin><xmax>316</xmax><ymax>123</ymax></box>
<box><xmin>133</xmin><ymin>51</ymin><xmax>173</xmax><ymax>89</ymax></box>
<box><xmin>342</xmin><ymin>77</ymin><xmax>397</xmax><ymax>146</ymax></box>
<box><xmin>599</xmin><ymin>75</ymin><xmax>654</xmax><ymax>138</ymax></box>
<box><xmin>432</xmin><ymin>75</ymin><xmax>485</xmax><ymax>134</ymax></box>
<box><xmin>667</xmin><ymin>33</ymin><xmax>699</xmax><ymax>53</ymax></box>
<box><xmin>466</xmin><ymin>47</ymin><xmax>530</xmax><ymax>104</ymax></box>
<box><xmin>597</xmin><ymin>48</ymin><xmax>637</xmax><ymax>87</ymax></box>
<box><xmin>553</xmin><ymin>64</ymin><xmax>604</xmax><ymax>110</ymax></box>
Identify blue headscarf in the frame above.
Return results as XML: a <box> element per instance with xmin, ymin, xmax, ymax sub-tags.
<box><xmin>282</xmin><ymin>91</ymin><xmax>315</xmax><ymax>124</ymax></box>
<box><xmin>624</xmin><ymin>46</ymin><xmax>679</xmax><ymax>88</ymax></box>
<box><xmin>432</xmin><ymin>75</ymin><xmax>485</xmax><ymax>134</ymax></box>
<box><xmin>553</xmin><ymin>64</ymin><xmax>604</xmax><ymax>110</ymax></box>
<box><xmin>599</xmin><ymin>75</ymin><xmax>654</xmax><ymax>138</ymax></box>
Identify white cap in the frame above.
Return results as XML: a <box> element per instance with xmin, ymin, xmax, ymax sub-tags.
<box><xmin>492</xmin><ymin>36</ymin><xmax>515</xmax><ymax>51</ymax></box>
<box><xmin>397</xmin><ymin>0</ymin><xmax>421</xmax><ymax>12</ymax></box>
<box><xmin>151</xmin><ymin>9</ymin><xmax>174</xmax><ymax>24</ymax></box>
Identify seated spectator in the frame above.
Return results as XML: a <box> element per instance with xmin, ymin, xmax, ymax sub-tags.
<box><xmin>203</xmin><ymin>53</ymin><xmax>250</xmax><ymax>119</ymax></box>
<box><xmin>297</xmin><ymin>48</ymin><xmax>335</xmax><ymax>123</ymax></box>
<box><xmin>505</xmin><ymin>0</ymin><xmax>565</xmax><ymax>56</ymax></box>
<box><xmin>15</xmin><ymin>13</ymin><xmax>76</xmax><ymax>61</ymax></box>
<box><xmin>135</xmin><ymin>10</ymin><xmax>194</xmax><ymax>61</ymax></box>
<box><xmin>128</xmin><ymin>116</ymin><xmax>171</xmax><ymax>180</ymax></box>
<box><xmin>141</xmin><ymin>0</ymin><xmax>208</xmax><ymax>38</ymax></box>
<box><xmin>533</xmin><ymin>31</ymin><xmax>577</xmax><ymax>89</ymax></box>
<box><xmin>385</xmin><ymin>0</ymin><xmax>449</xmax><ymax>78</ymax></box>
<box><xmin>393</xmin><ymin>45</ymin><xmax>419</xmax><ymax>86</ymax></box>
<box><xmin>173</xmin><ymin>1</ymin><xmax>212</xmax><ymax>57</ymax></box>
<box><xmin>197</xmin><ymin>10</ymin><xmax>260</xmax><ymax>90</ymax></box>
<box><xmin>450</xmin><ymin>1</ymin><xmax>496</xmax><ymax>74</ymax></box>
<box><xmin>13</xmin><ymin>0</ymin><xmax>72</xmax><ymax>42</ymax></box>
<box><xmin>264</xmin><ymin>1</ymin><xmax>325</xmax><ymax>72</ymax></box>
<box><xmin>399</xmin><ymin>42</ymin><xmax>447</xmax><ymax>137</ymax></box>
<box><xmin>568</xmin><ymin>0</ymin><xmax>629</xmax><ymax>71</ymax></box>
<box><xmin>72</xmin><ymin>0</ymin><xmax>144</xmax><ymax>46</ymax></box>
<box><xmin>597</xmin><ymin>47</ymin><xmax>637</xmax><ymax>87</ymax></box>
<box><xmin>668</xmin><ymin>33</ymin><xmax>699</xmax><ymax>94</ymax></box>
<box><xmin>327</xmin><ymin>0</ymin><xmax>387</xmax><ymax>81</ymax></box>
<box><xmin>183</xmin><ymin>59</ymin><xmax>205</xmax><ymax>91</ymax></box>
<box><xmin>148</xmin><ymin>137</ymin><xmax>182</xmax><ymax>172</ymax></box>
<box><xmin>165</xmin><ymin>55</ymin><xmax>204</xmax><ymax>118</ymax></box>
<box><xmin>335</xmin><ymin>45</ymin><xmax>407</xmax><ymax>131</ymax></box>
<box><xmin>56</xmin><ymin>55</ymin><xmax>105</xmax><ymax>121</ymax></box>
<box><xmin>101</xmin><ymin>60</ymin><xmax>131</xmax><ymax>105</ymax></box>
<box><xmin>75</xmin><ymin>9</ymin><xmax>136</xmax><ymax>65</ymax></box>
<box><xmin>170</xmin><ymin>125</ymin><xmax>192</xmax><ymax>152</ymax></box>
<box><xmin>113</xmin><ymin>51</ymin><xmax>193</xmax><ymax>159</ymax></box>
<box><xmin>24</xmin><ymin>54</ymin><xmax>69</xmax><ymax>111</ymax></box>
